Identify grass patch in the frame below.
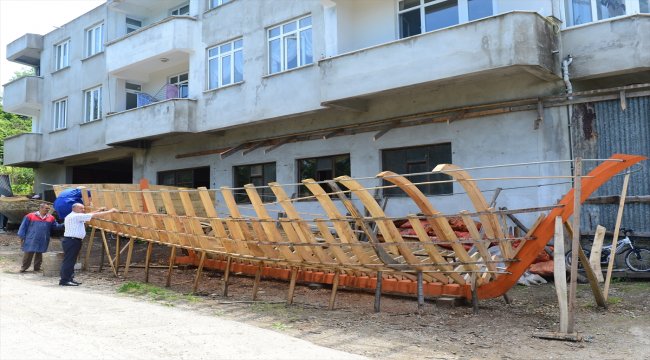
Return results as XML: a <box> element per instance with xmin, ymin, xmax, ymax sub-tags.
<box><xmin>271</xmin><ymin>322</ymin><xmax>289</xmax><ymax>331</ymax></box>
<box><xmin>607</xmin><ymin>296</ymin><xmax>622</xmax><ymax>305</ymax></box>
<box><xmin>117</xmin><ymin>281</ymin><xmax>201</xmax><ymax>303</ymax></box>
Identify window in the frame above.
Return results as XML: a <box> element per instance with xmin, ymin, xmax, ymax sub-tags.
<box><xmin>233</xmin><ymin>162</ymin><xmax>276</xmax><ymax>203</ymax></box>
<box><xmin>297</xmin><ymin>154</ymin><xmax>350</xmax><ymax>198</ymax></box>
<box><xmin>125</xmin><ymin>82</ymin><xmax>141</xmax><ymax>110</ymax></box>
<box><xmin>85</xmin><ymin>23</ymin><xmax>103</xmax><ymax>57</ymax></box>
<box><xmin>53</xmin><ymin>99</ymin><xmax>67</xmax><ymax>130</ymax></box>
<box><xmin>170</xmin><ymin>3</ymin><xmax>190</xmax><ymax>15</ymax></box>
<box><xmin>54</xmin><ymin>40</ymin><xmax>69</xmax><ymax>70</ymax></box>
<box><xmin>126</xmin><ymin>17</ymin><xmax>142</xmax><ymax>34</ymax></box>
<box><xmin>208</xmin><ymin>39</ymin><xmax>243</xmax><ymax>90</ymax></box>
<box><xmin>398</xmin><ymin>0</ymin><xmax>493</xmax><ymax>38</ymax></box>
<box><xmin>208</xmin><ymin>0</ymin><xmax>231</xmax><ymax>10</ymax></box>
<box><xmin>83</xmin><ymin>86</ymin><xmax>102</xmax><ymax>122</ymax></box>
<box><xmin>564</xmin><ymin>0</ymin><xmax>645</xmax><ymax>26</ymax></box>
<box><xmin>168</xmin><ymin>73</ymin><xmax>189</xmax><ymax>98</ymax></box>
<box><xmin>268</xmin><ymin>15</ymin><xmax>313</xmax><ymax>74</ymax></box>
<box><xmin>382</xmin><ymin>143</ymin><xmax>452</xmax><ymax>196</ymax></box>
<box><xmin>158</xmin><ymin>167</ymin><xmax>210</xmax><ymax>188</ymax></box>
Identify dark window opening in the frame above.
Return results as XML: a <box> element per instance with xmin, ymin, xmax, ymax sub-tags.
<box><xmin>297</xmin><ymin>154</ymin><xmax>350</xmax><ymax>198</ymax></box>
<box><xmin>157</xmin><ymin>166</ymin><xmax>210</xmax><ymax>188</ymax></box>
<box><xmin>233</xmin><ymin>162</ymin><xmax>276</xmax><ymax>203</ymax></box>
<box><xmin>382</xmin><ymin>143</ymin><xmax>452</xmax><ymax>196</ymax></box>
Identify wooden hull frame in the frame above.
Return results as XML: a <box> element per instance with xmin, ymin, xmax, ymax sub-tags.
<box><xmin>53</xmin><ymin>154</ymin><xmax>646</xmax><ymax>300</ymax></box>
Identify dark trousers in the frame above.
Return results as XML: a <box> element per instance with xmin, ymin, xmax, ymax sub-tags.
<box><xmin>22</xmin><ymin>252</ymin><xmax>43</xmax><ymax>271</ymax></box>
<box><xmin>60</xmin><ymin>237</ymin><xmax>82</xmax><ymax>284</ymax></box>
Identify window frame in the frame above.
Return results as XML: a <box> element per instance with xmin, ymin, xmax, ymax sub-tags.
<box><xmin>168</xmin><ymin>72</ymin><xmax>189</xmax><ymax>98</ymax></box>
<box><xmin>381</xmin><ymin>143</ymin><xmax>453</xmax><ymax>197</ymax></box>
<box><xmin>296</xmin><ymin>154</ymin><xmax>351</xmax><ymax>199</ymax></box>
<box><xmin>207</xmin><ymin>38</ymin><xmax>244</xmax><ymax>90</ymax></box>
<box><xmin>85</xmin><ymin>23</ymin><xmax>104</xmax><ymax>58</ymax></box>
<box><xmin>208</xmin><ymin>0</ymin><xmax>231</xmax><ymax>10</ymax></box>
<box><xmin>126</xmin><ymin>17</ymin><xmax>142</xmax><ymax>34</ymax></box>
<box><xmin>232</xmin><ymin>162</ymin><xmax>277</xmax><ymax>203</ymax></box>
<box><xmin>83</xmin><ymin>86</ymin><xmax>102</xmax><ymax>123</ymax></box>
<box><xmin>157</xmin><ymin>166</ymin><xmax>211</xmax><ymax>189</ymax></box>
<box><xmin>53</xmin><ymin>98</ymin><xmax>68</xmax><ymax>131</ymax></box>
<box><xmin>267</xmin><ymin>15</ymin><xmax>313</xmax><ymax>75</ymax></box>
<box><xmin>397</xmin><ymin>0</ymin><xmax>494</xmax><ymax>38</ymax></box>
<box><xmin>170</xmin><ymin>2</ymin><xmax>190</xmax><ymax>16</ymax></box>
<box><xmin>54</xmin><ymin>39</ymin><xmax>70</xmax><ymax>71</ymax></box>
<box><xmin>563</xmin><ymin>0</ymin><xmax>645</xmax><ymax>27</ymax></box>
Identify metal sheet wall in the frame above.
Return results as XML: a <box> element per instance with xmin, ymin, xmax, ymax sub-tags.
<box><xmin>572</xmin><ymin>96</ymin><xmax>650</xmax><ymax>235</ymax></box>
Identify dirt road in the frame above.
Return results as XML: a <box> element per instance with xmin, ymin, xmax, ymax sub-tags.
<box><xmin>0</xmin><ymin>273</ymin><xmax>366</xmax><ymax>360</ymax></box>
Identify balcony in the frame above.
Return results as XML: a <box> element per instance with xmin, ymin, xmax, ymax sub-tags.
<box><xmin>6</xmin><ymin>34</ymin><xmax>43</xmax><ymax>66</ymax></box>
<box><xmin>562</xmin><ymin>15</ymin><xmax>650</xmax><ymax>81</ymax></box>
<box><xmin>105</xmin><ymin>16</ymin><xmax>196</xmax><ymax>81</ymax></box>
<box><xmin>105</xmin><ymin>98</ymin><xmax>196</xmax><ymax>146</ymax></box>
<box><xmin>319</xmin><ymin>12</ymin><xmax>559</xmax><ymax>108</ymax></box>
<box><xmin>3</xmin><ymin>133</ymin><xmax>41</xmax><ymax>167</ymax></box>
<box><xmin>2</xmin><ymin>76</ymin><xmax>43</xmax><ymax>117</ymax></box>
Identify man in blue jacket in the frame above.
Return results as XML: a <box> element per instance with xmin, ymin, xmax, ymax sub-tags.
<box><xmin>18</xmin><ymin>203</ymin><xmax>63</xmax><ymax>272</ymax></box>
<box><xmin>53</xmin><ymin>187</ymin><xmax>90</xmax><ymax>220</ymax></box>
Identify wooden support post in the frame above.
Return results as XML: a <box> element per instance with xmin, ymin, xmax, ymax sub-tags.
<box><xmin>553</xmin><ymin>216</ymin><xmax>569</xmax><ymax>334</ymax></box>
<box><xmin>287</xmin><ymin>267</ymin><xmax>298</xmax><ymax>305</ymax></box>
<box><xmin>604</xmin><ymin>172</ymin><xmax>630</xmax><ymax>300</ymax></box>
<box><xmin>192</xmin><ymin>251</ymin><xmax>207</xmax><ymax>294</ymax></box>
<box><xmin>503</xmin><ymin>293</ymin><xmax>512</xmax><ymax>305</ymax></box>
<box><xmin>166</xmin><ymin>246</ymin><xmax>177</xmax><ymax>288</ymax></box>
<box><xmin>328</xmin><ymin>270</ymin><xmax>340</xmax><ymax>311</ymax></box>
<box><xmin>252</xmin><ymin>263</ymin><xmax>262</xmax><ymax>301</ymax></box>
<box><xmin>123</xmin><ymin>237</ymin><xmax>135</xmax><ymax>279</ymax></box>
<box><xmin>567</xmin><ymin>157</ymin><xmax>582</xmax><ymax>334</ymax></box>
<box><xmin>577</xmin><ymin>246</ymin><xmax>608</xmax><ymax>308</ymax></box>
<box><xmin>100</xmin><ymin>230</ymin><xmax>117</xmax><ymax>276</ymax></box>
<box><xmin>144</xmin><ymin>242</ymin><xmax>153</xmax><ymax>283</ymax></box>
<box><xmin>114</xmin><ymin>235</ymin><xmax>121</xmax><ymax>276</ymax></box>
<box><xmin>374</xmin><ymin>271</ymin><xmax>383</xmax><ymax>313</ymax></box>
<box><xmin>83</xmin><ymin>228</ymin><xmax>96</xmax><ymax>271</ymax></box>
<box><xmin>589</xmin><ymin>225</ymin><xmax>606</xmax><ymax>283</ymax></box>
<box><xmin>223</xmin><ymin>256</ymin><xmax>232</xmax><ymax>297</ymax></box>
<box><xmin>417</xmin><ymin>271</ymin><xmax>424</xmax><ymax>313</ymax></box>
<box><xmin>471</xmin><ymin>272</ymin><xmax>479</xmax><ymax>315</ymax></box>
<box><xmin>98</xmin><ymin>239</ymin><xmax>105</xmax><ymax>273</ymax></box>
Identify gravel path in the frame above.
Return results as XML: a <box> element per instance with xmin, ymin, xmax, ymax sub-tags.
<box><xmin>0</xmin><ymin>273</ymin><xmax>367</xmax><ymax>360</ymax></box>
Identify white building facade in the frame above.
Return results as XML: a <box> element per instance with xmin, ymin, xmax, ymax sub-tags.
<box><xmin>3</xmin><ymin>0</ymin><xmax>650</xmax><ymax>229</ymax></box>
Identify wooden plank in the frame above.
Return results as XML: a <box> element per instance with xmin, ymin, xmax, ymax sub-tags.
<box><xmin>244</xmin><ymin>185</ymin><xmax>302</xmax><ymax>262</ymax></box>
<box><xmin>378</xmin><ymin>171</ymin><xmax>479</xmax><ymax>273</ymax></box>
<box><xmin>589</xmin><ymin>225</ymin><xmax>606</xmax><ymax>282</ymax></box>
<box><xmin>460</xmin><ymin>211</ymin><xmax>496</xmax><ymax>282</ymax></box>
<box><xmin>567</xmin><ymin>158</ymin><xmax>582</xmax><ymax>334</ymax></box>
<box><xmin>123</xmin><ymin>237</ymin><xmax>135</xmax><ymax>279</ymax></box>
<box><xmin>192</xmin><ymin>251</ymin><xmax>207</xmax><ymax>294</ymax></box>
<box><xmin>100</xmin><ymin>229</ymin><xmax>117</xmax><ymax>276</ymax></box>
<box><xmin>513</xmin><ymin>214</ymin><xmax>546</xmax><ymax>257</ymax></box>
<box><xmin>144</xmin><ymin>242</ymin><xmax>153</xmax><ymax>283</ymax></box>
<box><xmin>166</xmin><ymin>246</ymin><xmax>177</xmax><ymax>288</ymax></box>
<box><xmin>435</xmin><ymin>164</ymin><xmax>513</xmax><ymax>259</ymax></box>
<box><xmin>577</xmin><ymin>245</ymin><xmax>607</xmax><ymax>308</ymax></box>
<box><xmin>328</xmin><ymin>270</ymin><xmax>340</xmax><ymax>310</ymax></box>
<box><xmin>604</xmin><ymin>173</ymin><xmax>630</xmax><ymax>300</ymax></box>
<box><xmin>269</xmin><ymin>183</ymin><xmax>336</xmax><ymax>265</ymax></box>
<box><xmin>220</xmin><ymin>187</ymin><xmax>270</xmax><ymax>258</ymax></box>
<box><xmin>552</xmin><ymin>216</ymin><xmax>568</xmax><ymax>333</ymax></box>
<box><xmin>287</xmin><ymin>267</ymin><xmax>298</xmax><ymax>305</ymax></box>
<box><xmin>302</xmin><ymin>179</ymin><xmax>375</xmax><ymax>265</ymax></box>
<box><xmin>83</xmin><ymin>227</ymin><xmax>96</xmax><ymax>271</ymax></box>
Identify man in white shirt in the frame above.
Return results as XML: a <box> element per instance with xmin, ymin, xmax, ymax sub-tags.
<box><xmin>60</xmin><ymin>203</ymin><xmax>117</xmax><ymax>286</ymax></box>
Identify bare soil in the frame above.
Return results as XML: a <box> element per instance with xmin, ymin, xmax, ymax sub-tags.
<box><xmin>1</xmin><ymin>231</ymin><xmax>649</xmax><ymax>360</ymax></box>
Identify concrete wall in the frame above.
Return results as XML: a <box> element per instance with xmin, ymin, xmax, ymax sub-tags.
<box><xmin>335</xmin><ymin>0</ymin><xmax>396</xmax><ymax>54</ymax></box>
<box><xmin>1</xmin><ymin>76</ymin><xmax>42</xmax><ymax>117</ymax></box>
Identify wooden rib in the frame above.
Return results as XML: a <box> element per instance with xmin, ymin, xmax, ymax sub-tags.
<box><xmin>408</xmin><ymin>216</ymin><xmax>464</xmax><ymax>284</ymax></box>
<box><xmin>434</xmin><ymin>164</ymin><xmax>513</xmax><ymax>259</ymax></box>
<box><xmin>460</xmin><ymin>210</ymin><xmax>496</xmax><ymax>282</ymax></box>
<box><xmin>302</xmin><ymin>179</ymin><xmax>375</xmax><ymax>265</ymax></box>
<box><xmin>268</xmin><ymin>183</ymin><xmax>336</xmax><ymax>265</ymax></box>
<box><xmin>314</xmin><ymin>220</ymin><xmax>353</xmax><ymax>265</ymax></box>
<box><xmin>244</xmin><ymin>184</ymin><xmax>302</xmax><ymax>262</ymax></box>
<box><xmin>513</xmin><ymin>213</ymin><xmax>546</xmax><ymax>257</ymax></box>
<box><xmin>378</xmin><ymin>171</ymin><xmax>479</xmax><ymax>273</ymax></box>
<box><xmin>178</xmin><ymin>189</ymin><xmax>217</xmax><ymax>252</ymax></box>
<box><xmin>220</xmin><ymin>188</ymin><xmax>268</xmax><ymax>258</ymax></box>
<box><xmin>198</xmin><ymin>188</ymin><xmax>232</xmax><ymax>252</ymax></box>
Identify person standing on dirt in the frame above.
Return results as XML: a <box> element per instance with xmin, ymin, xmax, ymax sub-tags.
<box><xmin>17</xmin><ymin>203</ymin><xmax>63</xmax><ymax>273</ymax></box>
<box><xmin>60</xmin><ymin>203</ymin><xmax>117</xmax><ymax>286</ymax></box>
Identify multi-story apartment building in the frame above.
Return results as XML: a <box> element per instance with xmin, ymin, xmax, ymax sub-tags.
<box><xmin>3</xmin><ymin>0</ymin><xmax>649</xmax><ymax>233</ymax></box>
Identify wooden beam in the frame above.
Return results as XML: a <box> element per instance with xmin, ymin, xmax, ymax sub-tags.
<box><xmin>567</xmin><ymin>157</ymin><xmax>582</xmax><ymax>334</ymax></box>
<box><xmin>322</xmin><ymin>129</ymin><xmax>344</xmax><ymax>139</ymax></box>
<box><xmin>322</xmin><ymin>99</ymin><xmax>369</xmax><ymax>112</ymax></box>
<box><xmin>553</xmin><ymin>216</ymin><xmax>568</xmax><ymax>333</ymax></box>
<box><xmin>577</xmin><ymin>245</ymin><xmax>607</xmax><ymax>308</ymax></box>
<box><xmin>220</xmin><ymin>143</ymin><xmax>248</xmax><ymax>159</ymax></box>
<box><xmin>589</xmin><ymin>225</ymin><xmax>606</xmax><ymax>282</ymax></box>
<box><xmin>176</xmin><ymin>147</ymin><xmax>230</xmax><ymax>159</ymax></box>
<box><xmin>265</xmin><ymin>137</ymin><xmax>295</xmax><ymax>154</ymax></box>
<box><xmin>242</xmin><ymin>141</ymin><xmax>266</xmax><ymax>156</ymax></box>
<box><xmin>604</xmin><ymin>172</ymin><xmax>630</xmax><ymax>300</ymax></box>
<box><xmin>584</xmin><ymin>195</ymin><xmax>649</xmax><ymax>205</ymax></box>
<box><xmin>373</xmin><ymin>126</ymin><xmax>393</xmax><ymax>141</ymax></box>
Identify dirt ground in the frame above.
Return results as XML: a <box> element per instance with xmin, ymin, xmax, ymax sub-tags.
<box><xmin>1</xmin><ymin>231</ymin><xmax>649</xmax><ymax>360</ymax></box>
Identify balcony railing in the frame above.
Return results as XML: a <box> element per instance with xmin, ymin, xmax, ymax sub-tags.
<box><xmin>2</xmin><ymin>76</ymin><xmax>43</xmax><ymax>117</ymax></box>
<box><xmin>3</xmin><ymin>133</ymin><xmax>42</xmax><ymax>166</ymax></box>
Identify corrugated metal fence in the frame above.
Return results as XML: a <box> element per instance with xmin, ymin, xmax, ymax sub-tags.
<box><xmin>572</xmin><ymin>96</ymin><xmax>650</xmax><ymax>236</ymax></box>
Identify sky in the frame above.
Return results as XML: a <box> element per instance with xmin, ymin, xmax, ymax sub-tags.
<box><xmin>0</xmin><ymin>0</ymin><xmax>104</xmax><ymax>95</ymax></box>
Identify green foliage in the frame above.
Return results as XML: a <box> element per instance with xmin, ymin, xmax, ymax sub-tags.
<box><xmin>117</xmin><ymin>281</ymin><xmax>201</xmax><ymax>303</ymax></box>
<box><xmin>0</xmin><ymin>93</ymin><xmax>34</xmax><ymax>194</ymax></box>
<box><xmin>9</xmin><ymin>67</ymin><xmax>36</xmax><ymax>81</ymax></box>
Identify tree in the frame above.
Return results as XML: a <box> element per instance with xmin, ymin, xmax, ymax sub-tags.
<box><xmin>0</xmin><ymin>94</ymin><xmax>35</xmax><ymax>194</ymax></box>
<box><xmin>9</xmin><ymin>67</ymin><xmax>36</xmax><ymax>81</ymax></box>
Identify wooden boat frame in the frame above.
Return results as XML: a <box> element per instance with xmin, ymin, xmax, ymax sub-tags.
<box><xmin>52</xmin><ymin>154</ymin><xmax>646</xmax><ymax>305</ymax></box>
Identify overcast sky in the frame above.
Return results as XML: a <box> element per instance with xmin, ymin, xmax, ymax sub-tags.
<box><xmin>0</xmin><ymin>0</ymin><xmax>104</xmax><ymax>95</ymax></box>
